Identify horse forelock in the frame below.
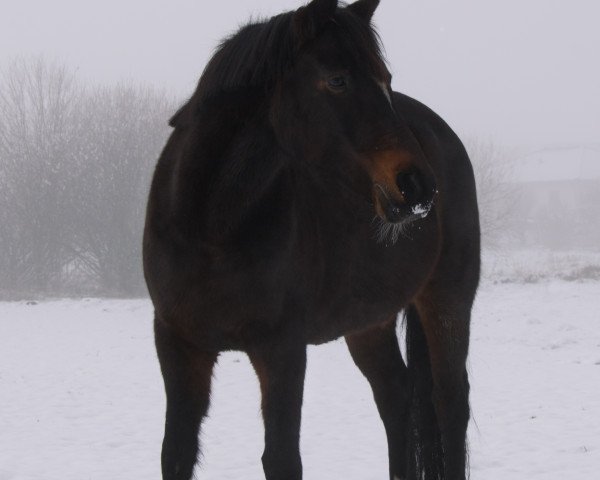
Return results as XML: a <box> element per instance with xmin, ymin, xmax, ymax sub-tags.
<box><xmin>332</xmin><ymin>8</ymin><xmax>388</xmax><ymax>83</ymax></box>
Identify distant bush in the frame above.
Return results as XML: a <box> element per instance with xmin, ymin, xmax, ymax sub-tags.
<box><xmin>483</xmin><ymin>250</ymin><xmax>600</xmax><ymax>284</ymax></box>
<box><xmin>465</xmin><ymin>138</ymin><xmax>519</xmax><ymax>249</ymax></box>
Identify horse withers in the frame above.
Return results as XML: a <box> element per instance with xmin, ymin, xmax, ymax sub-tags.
<box><xmin>143</xmin><ymin>0</ymin><xmax>480</xmax><ymax>479</ymax></box>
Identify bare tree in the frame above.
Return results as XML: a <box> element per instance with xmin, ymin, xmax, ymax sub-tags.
<box><xmin>0</xmin><ymin>57</ymin><xmax>82</xmax><ymax>295</ymax></box>
<box><xmin>0</xmin><ymin>56</ymin><xmax>175</xmax><ymax>298</ymax></box>
<box><xmin>68</xmin><ymin>83</ymin><xmax>174</xmax><ymax>295</ymax></box>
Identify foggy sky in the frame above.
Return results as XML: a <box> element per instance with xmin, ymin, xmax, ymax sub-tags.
<box><xmin>2</xmin><ymin>0</ymin><xmax>599</xmax><ymax>150</ymax></box>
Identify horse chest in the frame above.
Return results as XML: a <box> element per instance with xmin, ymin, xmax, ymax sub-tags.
<box><xmin>304</xmin><ymin>258</ymin><xmax>415</xmax><ymax>343</ymax></box>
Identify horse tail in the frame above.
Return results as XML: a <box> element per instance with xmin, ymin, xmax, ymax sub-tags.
<box><xmin>405</xmin><ymin>304</ymin><xmax>445</xmax><ymax>479</ymax></box>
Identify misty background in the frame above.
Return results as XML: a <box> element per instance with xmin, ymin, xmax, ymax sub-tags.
<box><xmin>1</xmin><ymin>0</ymin><xmax>599</xmax><ymax>298</ymax></box>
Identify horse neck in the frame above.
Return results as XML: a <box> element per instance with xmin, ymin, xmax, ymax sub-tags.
<box><xmin>169</xmin><ymin>93</ymin><xmax>288</xmax><ymax>242</ymax></box>
<box><xmin>291</xmin><ymin>148</ymin><xmax>373</xmax><ymax>227</ymax></box>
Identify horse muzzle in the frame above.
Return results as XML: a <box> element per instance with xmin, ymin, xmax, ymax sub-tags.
<box><xmin>369</xmin><ymin>151</ymin><xmax>437</xmax><ymax>224</ymax></box>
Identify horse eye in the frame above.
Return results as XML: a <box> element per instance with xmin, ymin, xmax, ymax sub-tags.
<box><xmin>327</xmin><ymin>75</ymin><xmax>347</xmax><ymax>91</ymax></box>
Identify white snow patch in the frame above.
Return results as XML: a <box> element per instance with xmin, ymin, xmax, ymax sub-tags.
<box><xmin>0</xmin><ymin>281</ymin><xmax>599</xmax><ymax>479</ymax></box>
<box><xmin>411</xmin><ymin>201</ymin><xmax>432</xmax><ymax>218</ymax></box>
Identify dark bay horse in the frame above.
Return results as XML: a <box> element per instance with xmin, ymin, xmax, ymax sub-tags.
<box><xmin>143</xmin><ymin>0</ymin><xmax>480</xmax><ymax>479</ymax></box>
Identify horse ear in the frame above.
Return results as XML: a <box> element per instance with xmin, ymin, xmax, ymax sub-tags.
<box><xmin>293</xmin><ymin>0</ymin><xmax>338</xmax><ymax>44</ymax></box>
<box><xmin>347</xmin><ymin>0</ymin><xmax>380</xmax><ymax>22</ymax></box>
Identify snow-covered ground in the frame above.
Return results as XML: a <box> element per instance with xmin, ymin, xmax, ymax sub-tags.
<box><xmin>1</xmin><ymin>279</ymin><xmax>598</xmax><ymax>479</ymax></box>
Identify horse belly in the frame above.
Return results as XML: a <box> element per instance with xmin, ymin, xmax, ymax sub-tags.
<box><xmin>150</xmin><ymin>261</ymin><xmax>290</xmax><ymax>351</ymax></box>
<box><xmin>305</xmin><ymin>277</ymin><xmax>422</xmax><ymax>345</ymax></box>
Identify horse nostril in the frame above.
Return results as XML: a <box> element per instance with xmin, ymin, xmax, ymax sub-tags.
<box><xmin>396</xmin><ymin>169</ymin><xmax>437</xmax><ymax>209</ymax></box>
<box><xmin>396</xmin><ymin>170</ymin><xmax>424</xmax><ymax>207</ymax></box>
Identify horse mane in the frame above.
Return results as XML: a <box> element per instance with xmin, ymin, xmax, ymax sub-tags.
<box><xmin>199</xmin><ymin>14</ymin><xmax>297</xmax><ymax>101</ymax></box>
<box><xmin>169</xmin><ymin>12</ymin><xmax>295</xmax><ymax>127</ymax></box>
<box><xmin>170</xmin><ymin>5</ymin><xmax>386</xmax><ymax>128</ymax></box>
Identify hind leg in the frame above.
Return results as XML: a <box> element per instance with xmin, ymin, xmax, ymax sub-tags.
<box><xmin>345</xmin><ymin>318</ymin><xmax>410</xmax><ymax>480</ymax></box>
<box><xmin>415</xmin><ymin>294</ymin><xmax>471</xmax><ymax>480</ymax></box>
<box><xmin>155</xmin><ymin>319</ymin><xmax>218</xmax><ymax>480</ymax></box>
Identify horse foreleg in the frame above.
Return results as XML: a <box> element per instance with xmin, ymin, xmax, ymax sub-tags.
<box><xmin>415</xmin><ymin>298</ymin><xmax>471</xmax><ymax>480</ymax></box>
<box><xmin>248</xmin><ymin>339</ymin><xmax>306</xmax><ymax>480</ymax></box>
<box><xmin>345</xmin><ymin>319</ymin><xmax>410</xmax><ymax>480</ymax></box>
<box><xmin>155</xmin><ymin>319</ymin><xmax>217</xmax><ymax>480</ymax></box>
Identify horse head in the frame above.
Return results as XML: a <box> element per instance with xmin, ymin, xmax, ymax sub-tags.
<box><xmin>271</xmin><ymin>0</ymin><xmax>437</xmax><ymax>227</ymax></box>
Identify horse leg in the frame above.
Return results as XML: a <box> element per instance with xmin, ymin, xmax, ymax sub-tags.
<box><xmin>345</xmin><ymin>319</ymin><xmax>410</xmax><ymax>480</ymax></box>
<box><xmin>154</xmin><ymin>319</ymin><xmax>218</xmax><ymax>480</ymax></box>
<box><xmin>414</xmin><ymin>296</ymin><xmax>472</xmax><ymax>480</ymax></box>
<box><xmin>248</xmin><ymin>339</ymin><xmax>307</xmax><ymax>480</ymax></box>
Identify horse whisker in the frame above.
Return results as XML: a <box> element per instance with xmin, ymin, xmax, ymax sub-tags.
<box><xmin>373</xmin><ymin>216</ymin><xmax>412</xmax><ymax>246</ymax></box>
